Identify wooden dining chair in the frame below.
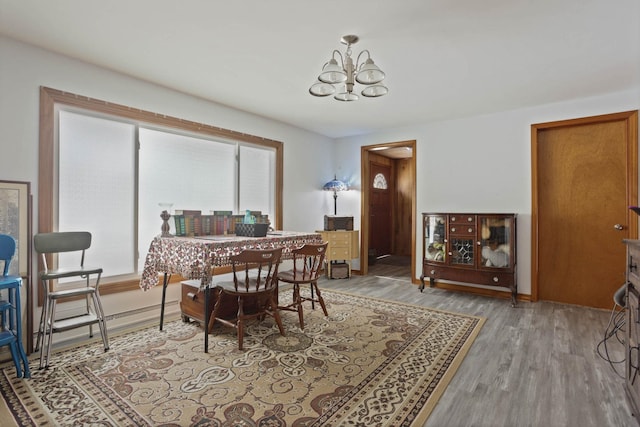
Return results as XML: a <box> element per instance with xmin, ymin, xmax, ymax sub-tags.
<box><xmin>207</xmin><ymin>247</ymin><xmax>284</xmax><ymax>350</ymax></box>
<box><xmin>277</xmin><ymin>242</ymin><xmax>328</xmax><ymax>329</ymax></box>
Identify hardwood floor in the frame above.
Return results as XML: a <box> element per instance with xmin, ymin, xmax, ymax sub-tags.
<box><xmin>319</xmin><ymin>259</ymin><xmax>634</xmax><ymax>427</ymax></box>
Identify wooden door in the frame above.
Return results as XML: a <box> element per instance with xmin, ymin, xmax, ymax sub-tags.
<box><xmin>533</xmin><ymin>111</ymin><xmax>638</xmax><ymax>309</ymax></box>
<box><xmin>369</xmin><ymin>162</ymin><xmax>392</xmax><ymax>257</ymax></box>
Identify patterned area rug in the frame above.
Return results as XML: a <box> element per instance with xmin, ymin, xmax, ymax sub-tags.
<box><xmin>0</xmin><ymin>290</ymin><xmax>484</xmax><ymax>426</ymax></box>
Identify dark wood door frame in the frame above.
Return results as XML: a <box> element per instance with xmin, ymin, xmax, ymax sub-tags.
<box><xmin>360</xmin><ymin>140</ymin><xmax>417</xmax><ymax>281</ymax></box>
<box><xmin>531</xmin><ymin>110</ymin><xmax>638</xmax><ymax>301</ymax></box>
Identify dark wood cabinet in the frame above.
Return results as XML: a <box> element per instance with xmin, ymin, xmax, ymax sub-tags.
<box><xmin>419</xmin><ymin>212</ymin><xmax>517</xmax><ymax>306</ymax></box>
<box><xmin>180</xmin><ymin>280</ymin><xmax>268</xmax><ymax>325</ymax></box>
<box><xmin>625</xmin><ymin>240</ymin><xmax>640</xmax><ymax>422</ymax></box>
<box><xmin>180</xmin><ymin>280</ymin><xmax>216</xmax><ymax>325</ymax></box>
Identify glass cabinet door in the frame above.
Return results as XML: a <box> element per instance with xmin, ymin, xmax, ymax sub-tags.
<box><xmin>450</xmin><ymin>237</ymin><xmax>474</xmax><ymax>266</ymax></box>
<box><xmin>424</xmin><ymin>215</ymin><xmax>446</xmax><ymax>263</ymax></box>
<box><xmin>479</xmin><ymin>215</ymin><xmax>513</xmax><ymax>268</ymax></box>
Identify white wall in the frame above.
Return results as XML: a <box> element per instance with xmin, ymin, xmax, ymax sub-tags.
<box><xmin>2</xmin><ymin>34</ymin><xmax>639</xmax><ymax>341</ymax></box>
<box><xmin>0</xmin><ymin>36</ymin><xmax>335</xmax><ymax>335</ymax></box>
<box><xmin>335</xmin><ymin>89</ymin><xmax>640</xmax><ymax>296</ymax></box>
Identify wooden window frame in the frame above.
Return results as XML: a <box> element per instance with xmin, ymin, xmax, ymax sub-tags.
<box><xmin>38</xmin><ymin>86</ymin><xmax>284</xmax><ymax>295</ymax></box>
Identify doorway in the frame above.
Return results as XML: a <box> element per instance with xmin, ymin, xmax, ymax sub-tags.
<box><xmin>532</xmin><ymin>111</ymin><xmax>638</xmax><ymax>309</ymax></box>
<box><xmin>361</xmin><ymin>141</ymin><xmax>416</xmax><ymax>280</ymax></box>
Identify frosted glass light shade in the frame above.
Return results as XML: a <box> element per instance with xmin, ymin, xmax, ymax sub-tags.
<box><xmin>318</xmin><ymin>59</ymin><xmax>347</xmax><ymax>84</ymax></box>
<box><xmin>356</xmin><ymin>59</ymin><xmax>385</xmax><ymax>84</ymax></box>
<box><xmin>334</xmin><ymin>92</ymin><xmax>359</xmax><ymax>102</ymax></box>
<box><xmin>361</xmin><ymin>84</ymin><xmax>388</xmax><ymax>98</ymax></box>
<box><xmin>309</xmin><ymin>81</ymin><xmax>336</xmax><ymax>97</ymax></box>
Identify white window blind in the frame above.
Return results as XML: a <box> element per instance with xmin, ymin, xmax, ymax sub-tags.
<box><xmin>138</xmin><ymin>128</ymin><xmax>236</xmax><ymax>270</ymax></box>
<box><xmin>239</xmin><ymin>144</ymin><xmax>275</xmax><ymax>220</ymax></box>
<box><xmin>58</xmin><ymin>110</ymin><xmax>136</xmax><ymax>277</ymax></box>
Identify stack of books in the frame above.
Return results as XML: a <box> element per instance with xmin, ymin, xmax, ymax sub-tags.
<box><xmin>173</xmin><ymin>210</ymin><xmax>201</xmax><ymax>236</ymax></box>
<box><xmin>172</xmin><ymin>210</ymin><xmax>269</xmax><ymax>236</ymax></box>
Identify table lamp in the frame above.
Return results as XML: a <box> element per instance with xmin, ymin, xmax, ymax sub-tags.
<box><xmin>323</xmin><ymin>176</ymin><xmax>348</xmax><ymax>215</ymax></box>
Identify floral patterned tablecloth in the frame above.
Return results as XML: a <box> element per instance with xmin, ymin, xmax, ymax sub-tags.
<box><xmin>139</xmin><ymin>231</ymin><xmax>323</xmax><ymax>291</ymax></box>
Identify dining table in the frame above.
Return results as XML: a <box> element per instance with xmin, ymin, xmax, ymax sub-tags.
<box><xmin>140</xmin><ymin>231</ymin><xmax>323</xmax><ymax>352</ymax></box>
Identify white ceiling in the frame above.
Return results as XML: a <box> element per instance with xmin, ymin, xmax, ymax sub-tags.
<box><xmin>1</xmin><ymin>0</ymin><xmax>638</xmax><ymax>139</ymax></box>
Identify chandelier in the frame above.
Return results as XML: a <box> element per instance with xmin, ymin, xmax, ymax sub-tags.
<box><xmin>309</xmin><ymin>35</ymin><xmax>388</xmax><ymax>102</ymax></box>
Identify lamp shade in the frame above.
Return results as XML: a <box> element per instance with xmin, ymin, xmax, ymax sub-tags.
<box><xmin>356</xmin><ymin>58</ymin><xmax>385</xmax><ymax>84</ymax></box>
<box><xmin>361</xmin><ymin>84</ymin><xmax>388</xmax><ymax>98</ymax></box>
<box><xmin>323</xmin><ymin>176</ymin><xmax>348</xmax><ymax>215</ymax></box>
<box><xmin>322</xmin><ymin>177</ymin><xmax>348</xmax><ymax>192</ymax></box>
<box><xmin>309</xmin><ymin>81</ymin><xmax>336</xmax><ymax>97</ymax></box>
<box><xmin>334</xmin><ymin>91</ymin><xmax>359</xmax><ymax>102</ymax></box>
<box><xmin>319</xmin><ymin>59</ymin><xmax>347</xmax><ymax>84</ymax></box>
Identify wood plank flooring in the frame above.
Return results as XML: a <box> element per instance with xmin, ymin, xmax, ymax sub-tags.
<box><xmin>318</xmin><ymin>258</ymin><xmax>634</xmax><ymax>427</ymax></box>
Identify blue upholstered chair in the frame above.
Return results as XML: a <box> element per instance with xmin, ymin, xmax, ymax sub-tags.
<box><xmin>0</xmin><ymin>234</ymin><xmax>30</xmax><ymax>378</ymax></box>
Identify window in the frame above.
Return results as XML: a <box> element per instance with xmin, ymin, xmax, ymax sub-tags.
<box><xmin>40</xmin><ymin>87</ymin><xmax>283</xmax><ymax>290</ymax></box>
<box><xmin>373</xmin><ymin>172</ymin><xmax>388</xmax><ymax>189</ymax></box>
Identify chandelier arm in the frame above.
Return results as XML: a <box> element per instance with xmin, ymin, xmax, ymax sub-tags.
<box><xmin>331</xmin><ymin>49</ymin><xmax>345</xmax><ymax>68</ymax></box>
<box><xmin>355</xmin><ymin>50</ymin><xmax>371</xmax><ymax>70</ymax></box>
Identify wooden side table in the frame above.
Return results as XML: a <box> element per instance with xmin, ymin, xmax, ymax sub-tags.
<box><xmin>318</xmin><ymin>230</ymin><xmax>359</xmax><ymax>278</ymax></box>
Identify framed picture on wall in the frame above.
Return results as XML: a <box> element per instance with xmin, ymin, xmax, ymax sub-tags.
<box><xmin>0</xmin><ymin>180</ymin><xmax>31</xmax><ymax>277</ymax></box>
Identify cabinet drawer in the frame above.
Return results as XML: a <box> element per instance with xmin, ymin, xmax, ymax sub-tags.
<box><xmin>477</xmin><ymin>271</ymin><xmax>515</xmax><ymax>287</ymax></box>
<box><xmin>329</xmin><ymin>247</ymin><xmax>351</xmax><ymax>259</ymax></box>
<box><xmin>449</xmin><ymin>215</ymin><xmax>475</xmax><ymax>224</ymax></box>
<box><xmin>328</xmin><ymin>235</ymin><xmax>351</xmax><ymax>246</ymax></box>
<box><xmin>449</xmin><ymin>224</ymin><xmax>475</xmax><ymax>235</ymax></box>
<box><xmin>424</xmin><ymin>264</ymin><xmax>514</xmax><ymax>288</ymax></box>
